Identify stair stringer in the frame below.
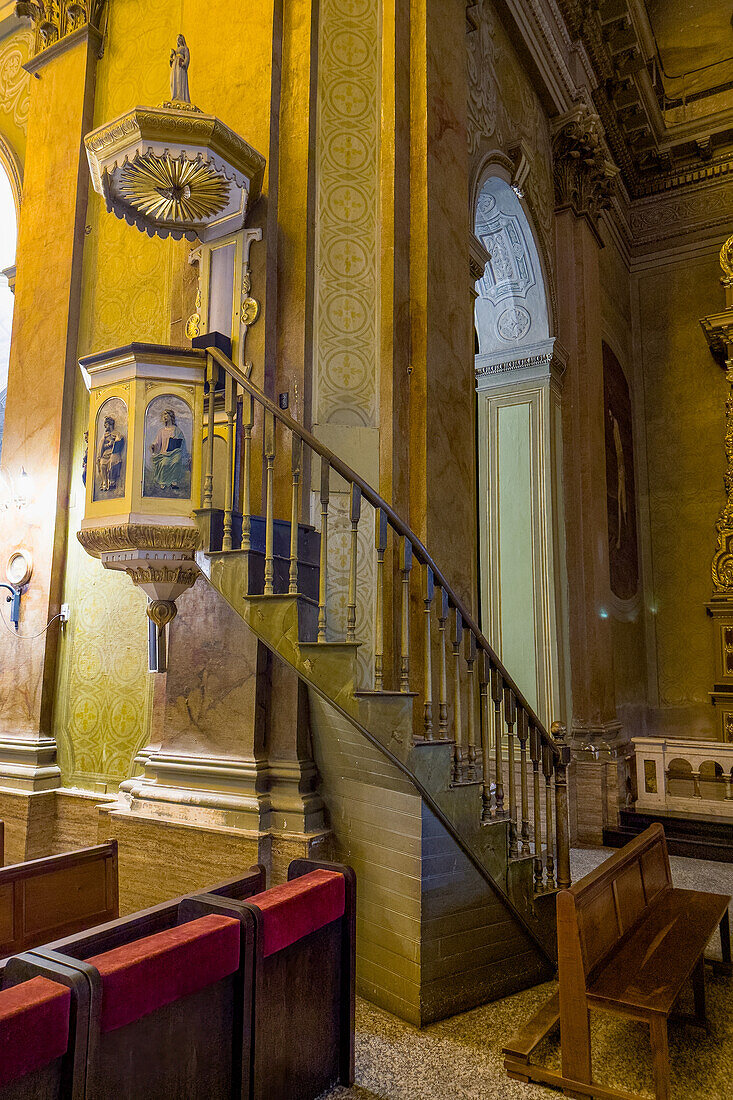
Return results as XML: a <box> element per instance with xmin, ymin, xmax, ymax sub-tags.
<box><xmin>200</xmin><ymin>554</ymin><xmax>556</xmax><ymax>1010</ymax></box>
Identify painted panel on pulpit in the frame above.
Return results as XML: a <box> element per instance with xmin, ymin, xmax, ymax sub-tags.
<box><xmin>93</xmin><ymin>397</ymin><xmax>127</xmax><ymax>501</ymax></box>
<box><xmin>143</xmin><ymin>394</ymin><xmax>192</xmax><ymax>499</ymax></box>
<box><xmin>604</xmin><ymin>343</ymin><xmax>639</xmax><ymax>600</ymax></box>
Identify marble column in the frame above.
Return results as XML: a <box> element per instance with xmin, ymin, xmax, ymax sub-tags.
<box><xmin>0</xmin><ymin>18</ymin><xmax>102</xmax><ymax>852</ymax></box>
<box><xmin>552</xmin><ymin>105</ymin><xmax>625</xmax><ymax>842</ymax></box>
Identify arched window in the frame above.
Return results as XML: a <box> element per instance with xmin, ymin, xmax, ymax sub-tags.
<box><xmin>0</xmin><ymin>163</ymin><xmax>17</xmax><ymax>463</ymax></box>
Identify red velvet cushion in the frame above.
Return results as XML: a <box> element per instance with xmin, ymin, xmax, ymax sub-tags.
<box><xmin>0</xmin><ymin>977</ymin><xmax>70</xmax><ymax>1088</ymax></box>
<box><xmin>247</xmin><ymin>870</ymin><xmax>345</xmax><ymax>957</ymax></box>
<box><xmin>88</xmin><ymin>913</ymin><xmax>240</xmax><ymax>1033</ymax></box>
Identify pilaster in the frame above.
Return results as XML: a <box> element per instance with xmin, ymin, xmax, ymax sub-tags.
<box><xmin>0</xmin><ymin>14</ymin><xmax>101</xmax><ymax>813</ymax></box>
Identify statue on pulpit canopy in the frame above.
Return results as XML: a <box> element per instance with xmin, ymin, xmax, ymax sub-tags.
<box><xmin>169</xmin><ymin>35</ymin><xmax>191</xmax><ymax>104</ymax></box>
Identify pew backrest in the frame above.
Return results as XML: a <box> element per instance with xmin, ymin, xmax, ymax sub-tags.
<box><xmin>38</xmin><ymin>865</ymin><xmax>265</xmax><ymax>960</ymax></box>
<box><xmin>557</xmin><ymin>823</ymin><xmax>672</xmax><ymax>988</ymax></box>
<box><xmin>0</xmin><ymin>842</ymin><xmax>118</xmax><ymax>958</ymax></box>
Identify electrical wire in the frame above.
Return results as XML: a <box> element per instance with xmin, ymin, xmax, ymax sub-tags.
<box><xmin>0</xmin><ymin>606</ymin><xmax>62</xmax><ymax>639</ymax></box>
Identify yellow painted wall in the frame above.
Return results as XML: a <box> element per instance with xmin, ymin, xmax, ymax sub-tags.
<box><xmin>634</xmin><ymin>249</ymin><xmax>725</xmax><ymax>739</ymax></box>
<box><xmin>53</xmin><ymin>0</ymin><xmax>278</xmax><ymax>788</ymax></box>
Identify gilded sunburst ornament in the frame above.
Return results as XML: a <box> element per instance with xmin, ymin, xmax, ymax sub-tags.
<box><xmin>119</xmin><ymin>153</ymin><xmax>230</xmax><ymax>223</ymax></box>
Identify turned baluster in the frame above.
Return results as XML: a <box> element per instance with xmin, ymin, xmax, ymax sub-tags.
<box><xmin>479</xmin><ymin>650</ymin><xmax>492</xmax><ymax>821</ymax></box>
<box><xmin>203</xmin><ymin>354</ymin><xmax>217</xmax><ymax>510</ymax></box>
<box><xmin>423</xmin><ymin>566</ymin><xmax>434</xmax><ymax>739</ymax></box>
<box><xmin>346</xmin><ymin>484</ymin><xmax>361</xmax><ymax>641</ymax></box>
<box><xmin>317</xmin><ymin>457</ymin><xmax>330</xmax><ymax>642</ymax></box>
<box><xmin>222</xmin><ymin>372</ymin><xmax>236</xmax><ymax>551</ymax></box>
<box><xmin>289</xmin><ymin>434</ymin><xmax>302</xmax><ymax>594</ymax></box>
<box><xmin>504</xmin><ymin>688</ymin><xmax>518</xmax><ymax>857</ymax></box>
<box><xmin>241</xmin><ymin>389</ymin><xmax>254</xmax><ymax>552</ymax></box>
<box><xmin>542</xmin><ymin>739</ymin><xmax>556</xmax><ymax>889</ymax></box>
<box><xmin>399</xmin><ymin>539</ymin><xmax>412</xmax><ymax>692</ymax></box>
<box><xmin>517</xmin><ymin>710</ymin><xmax>530</xmax><ymax>856</ymax></box>
<box><xmin>263</xmin><ymin>410</ymin><xmax>276</xmax><ymax>596</ymax></box>
<box><xmin>491</xmin><ymin>667</ymin><xmax>505</xmax><ymax>816</ymax></box>
<box><xmin>437</xmin><ymin>587</ymin><xmax>449</xmax><ymax>738</ymax></box>
<box><xmin>374</xmin><ymin>509</ymin><xmax>388</xmax><ymax>689</ymax></box>
<box><xmin>465</xmin><ymin>632</ymin><xmax>477</xmax><ymax>779</ymax></box>
<box><xmin>530</xmin><ymin>724</ymin><xmax>544</xmax><ymax>891</ymax></box>
<box><xmin>552</xmin><ymin>721</ymin><xmax>572</xmax><ymax>889</ymax></box>
<box><xmin>452</xmin><ymin>609</ymin><xmax>463</xmax><ymax>781</ymax></box>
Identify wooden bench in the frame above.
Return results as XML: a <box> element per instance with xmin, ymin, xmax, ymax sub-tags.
<box><xmin>0</xmin><ymin>842</ymin><xmax>118</xmax><ymax>959</ymax></box>
<box><xmin>504</xmin><ymin>824</ymin><xmax>732</xmax><ymax>1100</ymax></box>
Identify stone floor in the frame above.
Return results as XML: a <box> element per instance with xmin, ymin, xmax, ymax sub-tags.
<box><xmin>322</xmin><ymin>847</ymin><xmax>733</xmax><ymax>1100</ymax></box>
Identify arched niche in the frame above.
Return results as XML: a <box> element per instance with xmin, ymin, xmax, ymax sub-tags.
<box><xmin>473</xmin><ymin>173</ymin><xmax>566</xmax><ymax>729</ymax></box>
<box><xmin>474</xmin><ymin>175</ymin><xmax>550</xmax><ymax>363</ymax></box>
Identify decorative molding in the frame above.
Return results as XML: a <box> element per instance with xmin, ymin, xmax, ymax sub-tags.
<box><xmin>77</xmin><ymin>523</ymin><xmax>201</xmax><ymax>557</ymax></box>
<box><xmin>16</xmin><ymin>0</ymin><xmax>105</xmax><ymax>57</ymax></box>
<box><xmin>0</xmin><ymin>28</ymin><xmax>31</xmax><ymax>133</ymax></box>
<box><xmin>475</xmin><ymin>337</ymin><xmax>567</xmax><ymax>388</ymax></box>
<box><xmin>552</xmin><ymin>104</ymin><xmax>618</xmax><ymax>240</ymax></box>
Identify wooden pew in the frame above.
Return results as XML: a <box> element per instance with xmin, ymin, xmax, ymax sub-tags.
<box><xmin>189</xmin><ymin>857</ymin><xmax>356</xmax><ymax>1100</ymax></box>
<box><xmin>0</xmin><ymin>843</ymin><xmax>118</xmax><ymax>959</ymax></box>
<box><xmin>504</xmin><ymin>824</ymin><xmax>732</xmax><ymax>1100</ymax></box>
<box><xmin>1</xmin><ymin>868</ymin><xmax>265</xmax><ymax>1100</ymax></box>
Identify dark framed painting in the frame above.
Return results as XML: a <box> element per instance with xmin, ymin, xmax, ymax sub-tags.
<box><xmin>603</xmin><ymin>342</ymin><xmax>639</xmax><ymax>601</ymax></box>
<box><xmin>143</xmin><ymin>394</ymin><xmax>193</xmax><ymax>500</ymax></box>
<box><xmin>93</xmin><ymin>396</ymin><xmax>127</xmax><ymax>502</ymax></box>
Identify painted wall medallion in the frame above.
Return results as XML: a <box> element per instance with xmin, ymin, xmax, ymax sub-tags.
<box><xmin>603</xmin><ymin>343</ymin><xmax>639</xmax><ymax>600</ymax></box>
<box><xmin>93</xmin><ymin>397</ymin><xmax>127</xmax><ymax>502</ymax></box>
<box><xmin>143</xmin><ymin>394</ymin><xmax>193</xmax><ymax>500</ymax></box>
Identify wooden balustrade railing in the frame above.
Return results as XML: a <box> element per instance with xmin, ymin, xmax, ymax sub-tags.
<box><xmin>201</xmin><ymin>347</ymin><xmax>571</xmax><ymax>892</ymax></box>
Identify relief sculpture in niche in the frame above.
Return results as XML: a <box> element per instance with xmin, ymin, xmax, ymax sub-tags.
<box><xmin>93</xmin><ymin>397</ymin><xmax>127</xmax><ymax>501</ymax></box>
<box><xmin>603</xmin><ymin>343</ymin><xmax>639</xmax><ymax>600</ymax></box>
<box><xmin>143</xmin><ymin>395</ymin><xmax>192</xmax><ymax>499</ymax></box>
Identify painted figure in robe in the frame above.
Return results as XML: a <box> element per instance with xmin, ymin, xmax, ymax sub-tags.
<box><xmin>97</xmin><ymin>417</ymin><xmax>124</xmax><ymax>492</ymax></box>
<box><xmin>150</xmin><ymin>408</ymin><xmax>188</xmax><ymax>492</ymax></box>
<box><xmin>170</xmin><ymin>35</ymin><xmax>191</xmax><ymax>103</ymax></box>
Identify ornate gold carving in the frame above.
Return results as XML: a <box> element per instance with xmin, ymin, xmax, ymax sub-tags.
<box><xmin>77</xmin><ymin>524</ymin><xmax>201</xmax><ymax>558</ymax></box>
<box><xmin>160</xmin><ymin>101</ymin><xmax>202</xmax><ymax>114</ymax></box>
<box><xmin>241</xmin><ymin>297</ymin><xmax>259</xmax><ymax>327</ymax></box>
<box><xmin>185</xmin><ymin>313</ymin><xmax>201</xmax><ymax>339</ymax></box>
<box><xmin>127</xmin><ymin>566</ymin><xmax>199</xmax><ymax>589</ymax></box>
<box><xmin>712</xmin><ymin>369</ymin><xmax>733</xmax><ymax>593</ymax></box>
<box><xmin>17</xmin><ymin>0</ymin><xmax>105</xmax><ymax>56</ymax></box>
<box><xmin>146</xmin><ymin>599</ymin><xmax>178</xmax><ymax>629</ymax></box>
<box><xmin>720</xmin><ymin>234</ymin><xmax>733</xmax><ymax>291</ymax></box>
<box><xmin>552</xmin><ymin>105</ymin><xmax>618</xmax><ymax>229</ymax></box>
<box><xmin>119</xmin><ymin>153</ymin><xmax>229</xmax><ymax>223</ymax></box>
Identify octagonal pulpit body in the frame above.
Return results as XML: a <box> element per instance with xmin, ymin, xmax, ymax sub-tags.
<box><xmin>77</xmin><ymin>344</ymin><xmax>207</xmax><ymax>666</ymax></box>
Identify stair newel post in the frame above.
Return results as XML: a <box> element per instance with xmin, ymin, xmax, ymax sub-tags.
<box><xmin>222</xmin><ymin>372</ymin><xmax>236</xmax><ymax>551</ymax></box>
<box><xmin>203</xmin><ymin>353</ymin><xmax>217</xmax><ymax>509</ymax></box>
<box><xmin>465</xmin><ymin>632</ymin><xmax>477</xmax><ymax>778</ymax></box>
<box><xmin>423</xmin><ymin>565</ymin><xmax>434</xmax><ymax>739</ymax></box>
<box><xmin>491</xmin><ymin>667</ymin><xmax>505</xmax><ymax>816</ymax></box>
<box><xmin>517</xmin><ymin>709</ymin><xmax>531</xmax><ymax>856</ymax></box>
<box><xmin>374</xmin><ymin>509</ymin><xmax>388</xmax><ymax>688</ymax></box>
<box><xmin>552</xmin><ymin>721</ymin><xmax>572</xmax><ymax>889</ymax></box>
<box><xmin>452</xmin><ymin>608</ymin><xmax>463</xmax><ymax>781</ymax></box>
<box><xmin>263</xmin><ymin>410</ymin><xmax>276</xmax><ymax>595</ymax></box>
<box><xmin>289</xmin><ymin>434</ymin><xmax>302</xmax><ymax>594</ymax></box>
<box><xmin>530</xmin><ymin>723</ymin><xmax>544</xmax><ymax>891</ymax></box>
<box><xmin>399</xmin><ymin>539</ymin><xmax>413</xmax><ymax>692</ymax></box>
<box><xmin>317</xmin><ymin>457</ymin><xmax>330</xmax><ymax>642</ymax></box>
<box><xmin>542</xmin><ymin>738</ymin><xmax>556</xmax><ymax>890</ymax></box>
<box><xmin>479</xmin><ymin>650</ymin><xmax>492</xmax><ymax>821</ymax></box>
<box><xmin>346</xmin><ymin>484</ymin><xmax>362</xmax><ymax>642</ymax></box>
<box><xmin>504</xmin><ymin>688</ymin><xmax>518</xmax><ymax>857</ymax></box>
<box><xmin>437</xmin><ymin>587</ymin><xmax>449</xmax><ymax>738</ymax></box>
<box><xmin>241</xmin><ymin>388</ymin><xmax>254</xmax><ymax>552</ymax></box>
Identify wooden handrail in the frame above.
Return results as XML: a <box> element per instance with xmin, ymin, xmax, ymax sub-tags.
<box><xmin>207</xmin><ymin>346</ymin><xmax>560</xmax><ymax>762</ymax></box>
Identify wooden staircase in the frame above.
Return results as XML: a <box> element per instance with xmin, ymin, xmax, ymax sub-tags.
<box><xmin>193</xmin><ymin>345</ymin><xmax>572</xmax><ymax>1016</ymax></box>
